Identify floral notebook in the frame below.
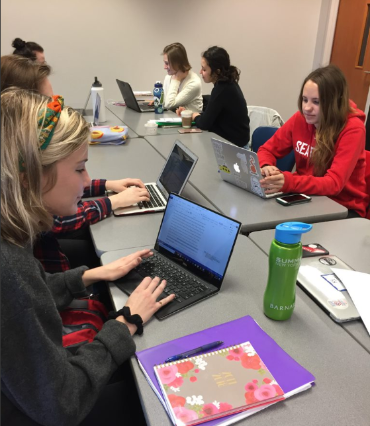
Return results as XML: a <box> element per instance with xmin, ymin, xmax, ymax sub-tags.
<box><xmin>154</xmin><ymin>341</ymin><xmax>285</xmax><ymax>426</ymax></box>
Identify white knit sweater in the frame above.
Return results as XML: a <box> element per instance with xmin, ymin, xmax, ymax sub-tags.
<box><xmin>163</xmin><ymin>70</ymin><xmax>203</xmax><ymax>112</ymax></box>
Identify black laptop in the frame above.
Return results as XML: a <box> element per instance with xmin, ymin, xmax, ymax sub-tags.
<box><xmin>116</xmin><ymin>79</ymin><xmax>156</xmax><ymax>112</ymax></box>
<box><xmin>114</xmin><ymin>193</ymin><xmax>241</xmax><ymax>319</ymax></box>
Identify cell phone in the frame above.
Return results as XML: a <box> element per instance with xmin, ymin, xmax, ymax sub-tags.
<box><xmin>178</xmin><ymin>128</ymin><xmax>203</xmax><ymax>134</ymax></box>
<box><xmin>302</xmin><ymin>243</ymin><xmax>329</xmax><ymax>258</ymax></box>
<box><xmin>276</xmin><ymin>193</ymin><xmax>312</xmax><ymax>206</ymax></box>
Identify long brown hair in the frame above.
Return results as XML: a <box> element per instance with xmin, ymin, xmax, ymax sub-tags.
<box><xmin>162</xmin><ymin>42</ymin><xmax>191</xmax><ymax>72</ymax></box>
<box><xmin>1</xmin><ymin>55</ymin><xmax>51</xmax><ymax>93</ymax></box>
<box><xmin>298</xmin><ymin>65</ymin><xmax>352</xmax><ymax>176</ymax></box>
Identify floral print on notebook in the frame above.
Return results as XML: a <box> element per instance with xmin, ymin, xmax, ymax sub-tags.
<box><xmin>154</xmin><ymin>341</ymin><xmax>285</xmax><ymax>426</ymax></box>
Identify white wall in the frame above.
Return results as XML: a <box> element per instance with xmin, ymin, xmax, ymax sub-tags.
<box><xmin>1</xmin><ymin>0</ymin><xmax>323</xmax><ymax>120</ymax></box>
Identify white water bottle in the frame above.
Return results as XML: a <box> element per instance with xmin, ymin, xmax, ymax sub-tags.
<box><xmin>91</xmin><ymin>77</ymin><xmax>106</xmax><ymax>123</ymax></box>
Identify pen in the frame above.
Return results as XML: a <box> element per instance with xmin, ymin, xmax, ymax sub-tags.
<box><xmin>165</xmin><ymin>341</ymin><xmax>224</xmax><ymax>363</ymax></box>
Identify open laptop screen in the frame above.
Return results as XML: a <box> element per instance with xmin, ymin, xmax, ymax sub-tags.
<box><xmin>155</xmin><ymin>194</ymin><xmax>241</xmax><ymax>287</ymax></box>
<box><xmin>158</xmin><ymin>143</ymin><xmax>196</xmax><ymax>194</ymax></box>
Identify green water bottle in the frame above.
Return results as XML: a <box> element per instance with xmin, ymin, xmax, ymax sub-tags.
<box><xmin>263</xmin><ymin>222</ymin><xmax>312</xmax><ymax>321</ymax></box>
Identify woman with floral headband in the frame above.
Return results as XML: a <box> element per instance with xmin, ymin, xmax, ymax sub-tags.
<box><xmin>1</xmin><ymin>88</ymin><xmax>175</xmax><ymax>425</ymax></box>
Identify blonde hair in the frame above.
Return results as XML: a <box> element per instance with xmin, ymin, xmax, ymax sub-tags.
<box><xmin>1</xmin><ymin>89</ymin><xmax>90</xmax><ymax>247</ymax></box>
<box><xmin>298</xmin><ymin>65</ymin><xmax>353</xmax><ymax>176</ymax></box>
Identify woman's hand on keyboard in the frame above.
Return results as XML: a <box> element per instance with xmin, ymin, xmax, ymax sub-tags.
<box><xmin>82</xmin><ymin>249</ymin><xmax>153</xmax><ymax>287</ymax></box>
<box><xmin>106</xmin><ymin>178</ymin><xmax>146</xmax><ymax>193</ymax></box>
<box><xmin>109</xmin><ymin>186</ymin><xmax>150</xmax><ymax>209</ymax></box>
<box><xmin>125</xmin><ymin>276</ymin><xmax>175</xmax><ymax>324</ymax></box>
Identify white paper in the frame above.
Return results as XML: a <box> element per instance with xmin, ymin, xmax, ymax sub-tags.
<box><xmin>331</xmin><ymin>268</ymin><xmax>370</xmax><ymax>336</ymax></box>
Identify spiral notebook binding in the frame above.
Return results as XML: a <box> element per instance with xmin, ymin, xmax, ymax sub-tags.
<box><xmin>156</xmin><ymin>343</ymin><xmax>246</xmax><ymax>368</ymax></box>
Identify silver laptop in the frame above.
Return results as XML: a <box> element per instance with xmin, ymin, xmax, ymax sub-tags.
<box><xmin>114</xmin><ymin>193</ymin><xmax>241</xmax><ymax>319</ymax></box>
<box><xmin>297</xmin><ymin>255</ymin><xmax>360</xmax><ymax>323</ymax></box>
<box><xmin>113</xmin><ymin>140</ymin><xmax>198</xmax><ymax>216</ymax></box>
<box><xmin>116</xmin><ymin>79</ymin><xmax>156</xmax><ymax>112</ymax></box>
<box><xmin>211</xmin><ymin>137</ymin><xmax>282</xmax><ymax>199</ymax></box>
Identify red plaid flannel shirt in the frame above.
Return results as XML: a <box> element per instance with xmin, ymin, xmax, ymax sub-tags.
<box><xmin>33</xmin><ymin>179</ymin><xmax>111</xmax><ymax>273</ymax></box>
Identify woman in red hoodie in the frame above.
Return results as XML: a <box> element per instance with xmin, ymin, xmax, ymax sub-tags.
<box><xmin>258</xmin><ymin>65</ymin><xmax>368</xmax><ymax>218</ymax></box>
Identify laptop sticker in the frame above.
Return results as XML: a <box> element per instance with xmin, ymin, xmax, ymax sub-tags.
<box><xmin>212</xmin><ymin>140</ymin><xmax>225</xmax><ymax>161</ymax></box>
<box><xmin>250</xmin><ymin>175</ymin><xmax>264</xmax><ymax>197</ymax></box>
<box><xmin>249</xmin><ymin>156</ymin><xmax>258</xmax><ymax>175</ymax></box>
<box><xmin>219</xmin><ymin>165</ymin><xmax>230</xmax><ymax>173</ymax></box>
<box><xmin>327</xmin><ymin>299</ymin><xmax>349</xmax><ymax>309</ymax></box>
<box><xmin>321</xmin><ymin>274</ymin><xmax>346</xmax><ymax>291</ymax></box>
<box><xmin>236</xmin><ymin>152</ymin><xmax>249</xmax><ymax>174</ymax></box>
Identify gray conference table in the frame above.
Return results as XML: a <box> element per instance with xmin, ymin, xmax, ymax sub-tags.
<box><xmin>248</xmin><ymin>218</ymin><xmax>370</xmax><ymax>353</ymax></box>
<box><xmin>106</xmin><ymin>104</ymin><xmax>188</xmax><ymax>136</ymax></box>
<box><xmin>101</xmin><ymin>236</ymin><xmax>370</xmax><ymax>426</ymax></box>
<box><xmin>87</xmin><ymin>139</ymin><xmax>217</xmax><ymax>256</ymax></box>
<box><xmin>145</xmin><ymin>133</ymin><xmax>348</xmax><ymax>233</ymax></box>
<box><xmin>84</xmin><ymin>106</ymin><xmax>139</xmax><ymax>139</ymax></box>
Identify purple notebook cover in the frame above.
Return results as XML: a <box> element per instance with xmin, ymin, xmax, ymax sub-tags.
<box><xmin>136</xmin><ymin>315</ymin><xmax>315</xmax><ymax>426</ymax></box>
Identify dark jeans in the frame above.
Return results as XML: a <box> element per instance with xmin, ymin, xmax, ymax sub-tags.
<box><xmin>79</xmin><ymin>362</ymin><xmax>147</xmax><ymax>426</ymax></box>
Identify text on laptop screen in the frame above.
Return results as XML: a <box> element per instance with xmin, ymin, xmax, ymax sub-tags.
<box><xmin>156</xmin><ymin>194</ymin><xmax>240</xmax><ymax>284</ymax></box>
<box><xmin>159</xmin><ymin>144</ymin><xmax>195</xmax><ymax>194</ymax></box>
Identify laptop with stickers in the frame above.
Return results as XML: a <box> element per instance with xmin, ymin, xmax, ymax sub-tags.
<box><xmin>210</xmin><ymin>138</ymin><xmax>282</xmax><ymax>199</ymax></box>
<box><xmin>297</xmin><ymin>255</ymin><xmax>360</xmax><ymax>323</ymax></box>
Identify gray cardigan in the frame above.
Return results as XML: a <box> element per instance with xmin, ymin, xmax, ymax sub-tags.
<box><xmin>1</xmin><ymin>240</ymin><xmax>136</xmax><ymax>426</ymax></box>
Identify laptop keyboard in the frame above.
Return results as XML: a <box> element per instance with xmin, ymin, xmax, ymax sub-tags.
<box><xmin>135</xmin><ymin>253</ymin><xmax>209</xmax><ymax>303</ymax></box>
<box><xmin>140</xmin><ymin>184</ymin><xmax>165</xmax><ymax>209</ymax></box>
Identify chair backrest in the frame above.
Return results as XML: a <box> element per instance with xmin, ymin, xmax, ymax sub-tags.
<box><xmin>252</xmin><ymin>126</ymin><xmax>295</xmax><ymax>172</ymax></box>
<box><xmin>245</xmin><ymin>106</ymin><xmax>284</xmax><ymax>149</ymax></box>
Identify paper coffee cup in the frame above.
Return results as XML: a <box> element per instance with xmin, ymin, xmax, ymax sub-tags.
<box><xmin>181</xmin><ymin>110</ymin><xmax>193</xmax><ymax>128</ymax></box>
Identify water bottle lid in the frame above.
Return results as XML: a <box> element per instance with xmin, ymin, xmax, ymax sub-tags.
<box><xmin>154</xmin><ymin>81</ymin><xmax>163</xmax><ymax>88</ymax></box>
<box><xmin>92</xmin><ymin>77</ymin><xmax>102</xmax><ymax>87</ymax></box>
<box><xmin>275</xmin><ymin>222</ymin><xmax>312</xmax><ymax>244</ymax></box>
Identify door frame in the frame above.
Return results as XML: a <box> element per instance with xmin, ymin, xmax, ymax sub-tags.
<box><xmin>314</xmin><ymin>0</ymin><xmax>370</xmax><ymax>118</ymax></box>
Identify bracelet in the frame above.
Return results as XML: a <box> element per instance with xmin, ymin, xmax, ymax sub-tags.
<box><xmin>108</xmin><ymin>306</ymin><xmax>143</xmax><ymax>335</ymax></box>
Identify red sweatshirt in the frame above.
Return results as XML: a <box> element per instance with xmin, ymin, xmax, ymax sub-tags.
<box><xmin>257</xmin><ymin>102</ymin><xmax>368</xmax><ymax>217</ymax></box>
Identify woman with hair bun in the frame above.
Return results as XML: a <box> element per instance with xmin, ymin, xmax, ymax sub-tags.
<box><xmin>177</xmin><ymin>46</ymin><xmax>250</xmax><ymax>147</ymax></box>
<box><xmin>12</xmin><ymin>37</ymin><xmax>45</xmax><ymax>63</ymax></box>
<box><xmin>258</xmin><ymin>64</ymin><xmax>368</xmax><ymax>218</ymax></box>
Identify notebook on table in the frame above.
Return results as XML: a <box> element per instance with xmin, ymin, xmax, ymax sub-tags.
<box><xmin>136</xmin><ymin>315</ymin><xmax>315</xmax><ymax>426</ymax></box>
<box><xmin>211</xmin><ymin>138</ymin><xmax>283</xmax><ymax>199</ymax></box>
<box><xmin>113</xmin><ymin>140</ymin><xmax>198</xmax><ymax>216</ymax></box>
<box><xmin>116</xmin><ymin>79</ymin><xmax>157</xmax><ymax>112</ymax></box>
<box><xmin>154</xmin><ymin>341</ymin><xmax>285</xmax><ymax>426</ymax></box>
<box><xmin>114</xmin><ymin>193</ymin><xmax>241</xmax><ymax>319</ymax></box>
<box><xmin>297</xmin><ymin>255</ymin><xmax>360</xmax><ymax>323</ymax></box>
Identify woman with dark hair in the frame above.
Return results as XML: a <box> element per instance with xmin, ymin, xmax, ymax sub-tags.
<box><xmin>12</xmin><ymin>37</ymin><xmax>45</xmax><ymax>63</ymax></box>
<box><xmin>177</xmin><ymin>46</ymin><xmax>250</xmax><ymax>147</ymax></box>
<box><xmin>258</xmin><ymin>64</ymin><xmax>368</xmax><ymax>218</ymax></box>
<box><xmin>161</xmin><ymin>42</ymin><xmax>203</xmax><ymax>112</ymax></box>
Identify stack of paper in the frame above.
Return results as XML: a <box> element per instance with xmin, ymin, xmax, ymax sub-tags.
<box><xmin>136</xmin><ymin>316</ymin><xmax>315</xmax><ymax>426</ymax></box>
<box><xmin>331</xmin><ymin>268</ymin><xmax>370</xmax><ymax>336</ymax></box>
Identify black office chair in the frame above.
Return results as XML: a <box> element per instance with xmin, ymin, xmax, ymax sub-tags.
<box><xmin>252</xmin><ymin>126</ymin><xmax>295</xmax><ymax>172</ymax></box>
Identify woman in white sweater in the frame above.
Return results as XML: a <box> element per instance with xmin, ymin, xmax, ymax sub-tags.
<box><xmin>162</xmin><ymin>42</ymin><xmax>203</xmax><ymax>112</ymax></box>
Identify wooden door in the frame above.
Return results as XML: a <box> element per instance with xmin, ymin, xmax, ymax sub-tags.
<box><xmin>331</xmin><ymin>0</ymin><xmax>370</xmax><ymax>111</ymax></box>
